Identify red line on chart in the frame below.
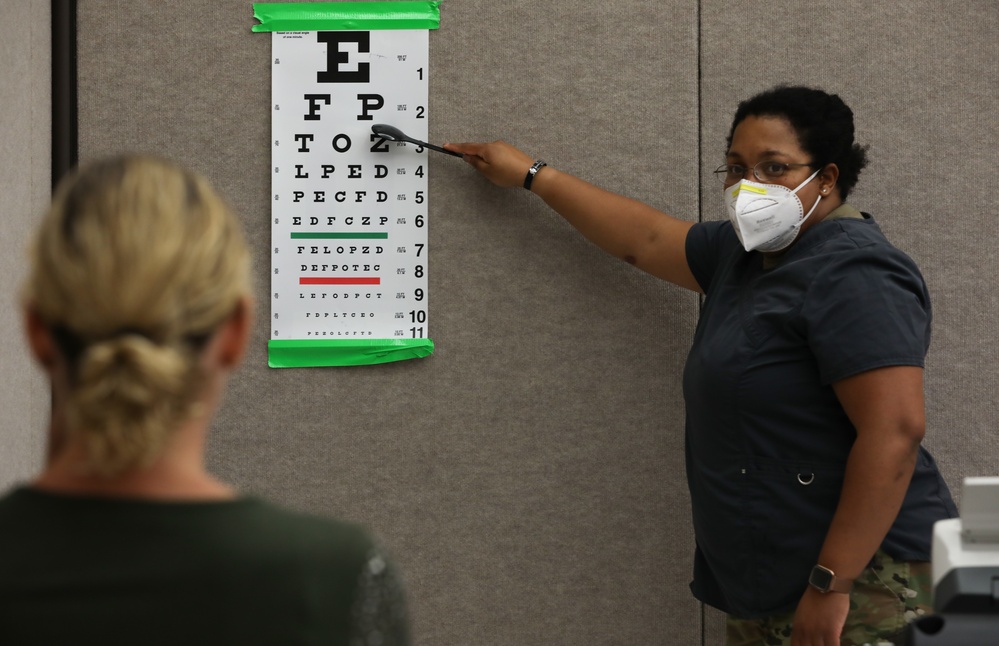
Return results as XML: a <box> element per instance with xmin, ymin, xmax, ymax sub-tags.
<box><xmin>300</xmin><ymin>277</ymin><xmax>381</xmax><ymax>285</ymax></box>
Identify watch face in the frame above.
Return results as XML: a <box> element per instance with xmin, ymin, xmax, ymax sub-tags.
<box><xmin>809</xmin><ymin>566</ymin><xmax>834</xmax><ymax>591</ymax></box>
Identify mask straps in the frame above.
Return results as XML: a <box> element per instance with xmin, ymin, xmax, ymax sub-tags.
<box><xmin>795</xmin><ymin>168</ymin><xmax>824</xmax><ymax>224</ymax></box>
<box><xmin>791</xmin><ymin>167</ymin><xmax>823</xmax><ymax>194</ymax></box>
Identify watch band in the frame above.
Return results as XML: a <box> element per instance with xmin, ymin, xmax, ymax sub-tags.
<box><xmin>808</xmin><ymin>564</ymin><xmax>854</xmax><ymax>594</ymax></box>
<box><xmin>523</xmin><ymin>160</ymin><xmax>547</xmax><ymax>190</ymax></box>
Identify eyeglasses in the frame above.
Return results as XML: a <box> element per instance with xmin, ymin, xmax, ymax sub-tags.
<box><xmin>713</xmin><ymin>161</ymin><xmax>817</xmax><ymax>184</ymax></box>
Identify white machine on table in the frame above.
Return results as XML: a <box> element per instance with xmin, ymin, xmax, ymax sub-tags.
<box><xmin>906</xmin><ymin>476</ymin><xmax>999</xmax><ymax>644</ymax></box>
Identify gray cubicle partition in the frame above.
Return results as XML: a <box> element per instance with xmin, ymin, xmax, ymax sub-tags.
<box><xmin>2</xmin><ymin>1</ymin><xmax>987</xmax><ymax>644</ymax></box>
<box><xmin>1</xmin><ymin>2</ymin><xmax>51</xmax><ymax>491</ymax></box>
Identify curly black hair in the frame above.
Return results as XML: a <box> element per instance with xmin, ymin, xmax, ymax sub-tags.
<box><xmin>726</xmin><ymin>86</ymin><xmax>869</xmax><ymax>200</ymax></box>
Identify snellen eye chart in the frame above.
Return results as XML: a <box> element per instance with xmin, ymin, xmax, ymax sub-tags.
<box><xmin>255</xmin><ymin>2</ymin><xmax>440</xmax><ymax>367</ymax></box>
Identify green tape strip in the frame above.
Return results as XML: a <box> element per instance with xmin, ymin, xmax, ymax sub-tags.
<box><xmin>268</xmin><ymin>338</ymin><xmax>434</xmax><ymax>367</ymax></box>
<box><xmin>252</xmin><ymin>1</ymin><xmax>442</xmax><ymax>32</ymax></box>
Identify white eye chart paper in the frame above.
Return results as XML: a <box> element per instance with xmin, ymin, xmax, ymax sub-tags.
<box><xmin>254</xmin><ymin>2</ymin><xmax>440</xmax><ymax>367</ymax></box>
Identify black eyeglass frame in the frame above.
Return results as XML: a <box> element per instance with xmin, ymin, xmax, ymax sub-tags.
<box><xmin>713</xmin><ymin>161</ymin><xmax>819</xmax><ymax>184</ymax></box>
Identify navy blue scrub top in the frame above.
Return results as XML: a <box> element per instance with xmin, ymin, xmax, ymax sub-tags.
<box><xmin>681</xmin><ymin>212</ymin><xmax>957</xmax><ymax>618</ymax></box>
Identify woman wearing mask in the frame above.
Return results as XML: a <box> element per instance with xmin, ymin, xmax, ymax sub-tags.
<box><xmin>445</xmin><ymin>86</ymin><xmax>957</xmax><ymax>646</ymax></box>
<box><xmin>0</xmin><ymin>156</ymin><xmax>409</xmax><ymax>646</ymax></box>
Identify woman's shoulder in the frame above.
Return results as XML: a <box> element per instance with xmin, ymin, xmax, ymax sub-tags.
<box><xmin>686</xmin><ymin>219</ymin><xmax>741</xmax><ymax>291</ymax></box>
<box><xmin>235</xmin><ymin>496</ymin><xmax>377</xmax><ymax>552</ymax></box>
<box><xmin>0</xmin><ymin>486</ymin><xmax>379</xmax><ymax>564</ymax></box>
<box><xmin>802</xmin><ymin>210</ymin><xmax>922</xmax><ymax>273</ymax></box>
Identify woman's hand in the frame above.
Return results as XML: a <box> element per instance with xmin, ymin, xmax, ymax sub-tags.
<box><xmin>790</xmin><ymin>587</ymin><xmax>850</xmax><ymax>646</ymax></box>
<box><xmin>443</xmin><ymin>141</ymin><xmax>537</xmax><ymax>189</ymax></box>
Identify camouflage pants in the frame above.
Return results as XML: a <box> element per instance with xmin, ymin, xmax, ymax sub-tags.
<box><xmin>726</xmin><ymin>550</ymin><xmax>933</xmax><ymax>646</ymax></box>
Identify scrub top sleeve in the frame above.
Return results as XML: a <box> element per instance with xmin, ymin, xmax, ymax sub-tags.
<box><xmin>686</xmin><ymin>220</ymin><xmax>737</xmax><ymax>294</ymax></box>
<box><xmin>803</xmin><ymin>246</ymin><xmax>931</xmax><ymax>385</ymax></box>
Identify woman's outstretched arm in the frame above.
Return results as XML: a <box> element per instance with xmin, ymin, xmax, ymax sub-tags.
<box><xmin>446</xmin><ymin>141</ymin><xmax>701</xmax><ymax>293</ymax></box>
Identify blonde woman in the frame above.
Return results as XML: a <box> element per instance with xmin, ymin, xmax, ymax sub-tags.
<box><xmin>0</xmin><ymin>156</ymin><xmax>408</xmax><ymax>646</ymax></box>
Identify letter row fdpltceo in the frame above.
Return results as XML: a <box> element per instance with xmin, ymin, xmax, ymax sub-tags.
<box><xmin>270</xmin><ymin>29</ymin><xmax>431</xmax><ymax>350</ymax></box>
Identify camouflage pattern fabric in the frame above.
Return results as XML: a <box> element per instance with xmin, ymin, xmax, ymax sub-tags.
<box><xmin>725</xmin><ymin>550</ymin><xmax>933</xmax><ymax>645</ymax></box>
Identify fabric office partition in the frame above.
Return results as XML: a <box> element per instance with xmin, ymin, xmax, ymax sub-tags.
<box><xmin>0</xmin><ymin>2</ymin><xmax>51</xmax><ymax>491</ymax></box>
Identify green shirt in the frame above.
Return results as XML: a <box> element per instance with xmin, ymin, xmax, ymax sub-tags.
<box><xmin>0</xmin><ymin>487</ymin><xmax>408</xmax><ymax>646</ymax></box>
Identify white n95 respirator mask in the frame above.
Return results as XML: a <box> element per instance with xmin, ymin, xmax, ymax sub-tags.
<box><xmin>725</xmin><ymin>169</ymin><xmax>822</xmax><ymax>253</ymax></box>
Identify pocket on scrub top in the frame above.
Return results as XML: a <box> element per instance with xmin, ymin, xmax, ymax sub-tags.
<box><xmin>739</xmin><ymin>457</ymin><xmax>845</xmax><ymax>608</ymax></box>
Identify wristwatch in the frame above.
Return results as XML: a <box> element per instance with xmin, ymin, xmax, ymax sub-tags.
<box><xmin>808</xmin><ymin>565</ymin><xmax>854</xmax><ymax>594</ymax></box>
<box><xmin>523</xmin><ymin>160</ymin><xmax>547</xmax><ymax>190</ymax></box>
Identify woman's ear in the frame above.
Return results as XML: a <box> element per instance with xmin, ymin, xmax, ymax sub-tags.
<box><xmin>216</xmin><ymin>296</ymin><xmax>254</xmax><ymax>369</ymax></box>
<box><xmin>820</xmin><ymin>163</ymin><xmax>840</xmax><ymax>196</ymax></box>
<box><xmin>24</xmin><ymin>306</ymin><xmax>57</xmax><ymax>370</ymax></box>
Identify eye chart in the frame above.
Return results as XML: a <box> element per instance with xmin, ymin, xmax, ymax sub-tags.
<box><xmin>254</xmin><ymin>2</ymin><xmax>441</xmax><ymax>367</ymax></box>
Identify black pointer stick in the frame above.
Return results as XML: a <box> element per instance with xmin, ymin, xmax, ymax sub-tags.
<box><xmin>371</xmin><ymin>123</ymin><xmax>463</xmax><ymax>157</ymax></box>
